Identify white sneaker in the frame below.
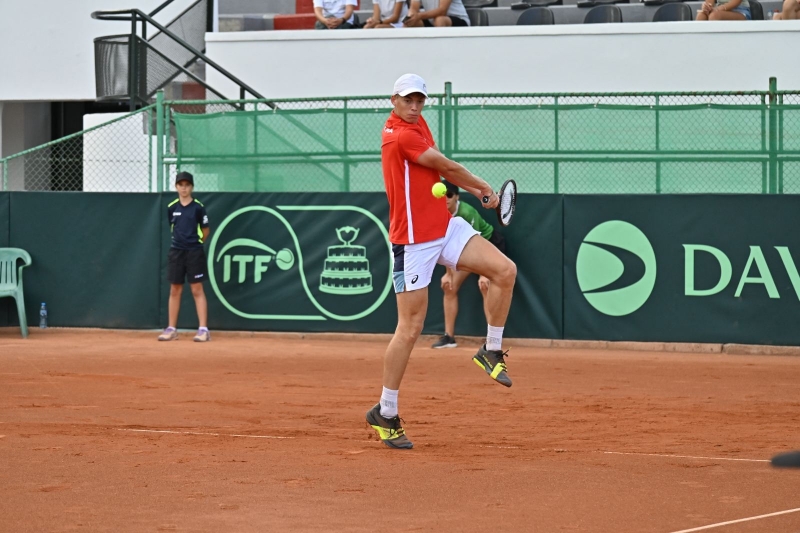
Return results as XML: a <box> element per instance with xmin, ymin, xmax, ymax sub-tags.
<box><xmin>158</xmin><ymin>327</ymin><xmax>178</xmax><ymax>341</ymax></box>
<box><xmin>193</xmin><ymin>329</ymin><xmax>210</xmax><ymax>342</ymax></box>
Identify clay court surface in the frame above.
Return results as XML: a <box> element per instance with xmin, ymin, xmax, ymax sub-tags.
<box><xmin>2</xmin><ymin>329</ymin><xmax>800</xmax><ymax>532</ymax></box>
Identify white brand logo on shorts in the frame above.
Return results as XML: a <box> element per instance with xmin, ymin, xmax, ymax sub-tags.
<box><xmin>194</xmin><ymin>274</ymin><xmax>204</xmax><ymax>278</ymax></box>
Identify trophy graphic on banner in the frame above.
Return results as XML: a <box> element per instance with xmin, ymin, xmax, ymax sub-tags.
<box><xmin>319</xmin><ymin>226</ymin><xmax>373</xmax><ymax>295</ymax></box>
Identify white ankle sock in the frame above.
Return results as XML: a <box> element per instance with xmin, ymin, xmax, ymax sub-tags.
<box><xmin>380</xmin><ymin>387</ymin><xmax>399</xmax><ymax>418</ymax></box>
<box><xmin>486</xmin><ymin>325</ymin><xmax>504</xmax><ymax>351</ymax></box>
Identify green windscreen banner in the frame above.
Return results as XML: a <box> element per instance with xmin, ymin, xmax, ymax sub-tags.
<box><xmin>172</xmin><ymin>192</ymin><xmax>562</xmax><ymax>338</ymax></box>
<box><xmin>0</xmin><ymin>193</ymin><xmax>9</xmax><ymax>327</ymax></box>
<box><xmin>563</xmin><ymin>195</ymin><xmax>800</xmax><ymax>345</ymax></box>
<box><xmin>8</xmin><ymin>192</ymin><xmax>162</xmax><ymax>329</ymax></box>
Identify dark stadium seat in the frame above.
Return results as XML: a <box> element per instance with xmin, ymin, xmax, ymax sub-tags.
<box><xmin>517</xmin><ymin>6</ymin><xmax>556</xmax><ymax>24</ymax></box>
<box><xmin>464</xmin><ymin>0</ymin><xmax>498</xmax><ymax>6</ymax></box>
<box><xmin>643</xmin><ymin>0</ymin><xmax>690</xmax><ymax>6</ymax></box>
<box><xmin>584</xmin><ymin>4</ymin><xmax>623</xmax><ymax>22</ymax></box>
<box><xmin>652</xmin><ymin>2</ymin><xmax>693</xmax><ymax>20</ymax></box>
<box><xmin>510</xmin><ymin>0</ymin><xmax>562</xmax><ymax>9</ymax></box>
<box><xmin>577</xmin><ymin>0</ymin><xmax>629</xmax><ymax>8</ymax></box>
<box><xmin>467</xmin><ymin>8</ymin><xmax>490</xmax><ymax>25</ymax></box>
<box><xmin>749</xmin><ymin>0</ymin><xmax>764</xmax><ymax>19</ymax></box>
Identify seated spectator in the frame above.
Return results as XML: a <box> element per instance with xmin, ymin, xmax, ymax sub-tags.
<box><xmin>773</xmin><ymin>0</ymin><xmax>800</xmax><ymax>18</ymax></box>
<box><xmin>696</xmin><ymin>0</ymin><xmax>751</xmax><ymax>20</ymax></box>
<box><xmin>313</xmin><ymin>0</ymin><xmax>359</xmax><ymax>29</ymax></box>
<box><xmin>404</xmin><ymin>0</ymin><xmax>471</xmax><ymax>27</ymax></box>
<box><xmin>364</xmin><ymin>0</ymin><xmax>409</xmax><ymax>28</ymax></box>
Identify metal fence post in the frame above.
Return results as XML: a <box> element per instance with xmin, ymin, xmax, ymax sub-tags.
<box><xmin>343</xmin><ymin>99</ymin><xmax>350</xmax><ymax>192</ymax></box>
<box><xmin>768</xmin><ymin>77</ymin><xmax>778</xmax><ymax>194</ymax></box>
<box><xmin>444</xmin><ymin>82</ymin><xmax>453</xmax><ymax>159</ymax></box>
<box><xmin>156</xmin><ymin>90</ymin><xmax>165</xmax><ymax>192</ymax></box>
<box><xmin>655</xmin><ymin>95</ymin><xmax>661</xmax><ymax>194</ymax></box>
<box><xmin>128</xmin><ymin>14</ymin><xmax>138</xmax><ymax>111</ymax></box>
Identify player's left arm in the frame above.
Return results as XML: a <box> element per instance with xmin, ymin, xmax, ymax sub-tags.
<box><xmin>429</xmin><ymin>143</ymin><xmax>484</xmax><ymax>199</ymax></box>
<box><xmin>417</xmin><ymin>147</ymin><xmax>497</xmax><ymax>208</ymax></box>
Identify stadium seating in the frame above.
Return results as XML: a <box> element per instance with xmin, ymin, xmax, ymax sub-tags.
<box><xmin>468</xmin><ymin>8</ymin><xmax>491</xmax><ymax>24</ymax></box>
<box><xmin>652</xmin><ymin>2</ymin><xmax>693</xmax><ymax>20</ymax></box>
<box><xmin>215</xmin><ymin>0</ymin><xmax>782</xmax><ymax>29</ymax></box>
<box><xmin>584</xmin><ymin>4</ymin><xmax>623</xmax><ymax>21</ymax></box>
<box><xmin>749</xmin><ymin>0</ymin><xmax>764</xmax><ymax>19</ymax></box>
<box><xmin>517</xmin><ymin>6</ymin><xmax>556</xmax><ymax>23</ymax></box>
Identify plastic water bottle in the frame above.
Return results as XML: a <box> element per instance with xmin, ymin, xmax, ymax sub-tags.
<box><xmin>39</xmin><ymin>303</ymin><xmax>48</xmax><ymax>329</ymax></box>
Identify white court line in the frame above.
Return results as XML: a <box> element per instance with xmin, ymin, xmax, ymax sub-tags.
<box><xmin>117</xmin><ymin>428</ymin><xmax>293</xmax><ymax>439</ymax></box>
<box><xmin>600</xmin><ymin>451</ymin><xmax>769</xmax><ymax>463</ymax></box>
<box><xmin>668</xmin><ymin>507</ymin><xmax>800</xmax><ymax>533</ymax></box>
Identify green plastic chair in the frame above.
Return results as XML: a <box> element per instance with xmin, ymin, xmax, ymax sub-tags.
<box><xmin>0</xmin><ymin>248</ymin><xmax>32</xmax><ymax>338</ymax></box>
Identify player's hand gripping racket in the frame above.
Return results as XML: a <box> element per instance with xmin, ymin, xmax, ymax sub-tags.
<box><xmin>482</xmin><ymin>179</ymin><xmax>516</xmax><ymax>227</ymax></box>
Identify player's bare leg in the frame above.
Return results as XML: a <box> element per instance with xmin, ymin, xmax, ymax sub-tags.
<box><xmin>190</xmin><ymin>282</ymin><xmax>208</xmax><ymax>328</ymax></box>
<box><xmin>457</xmin><ymin>236</ymin><xmax>516</xmax><ymax>327</ymax></box>
<box><xmin>190</xmin><ymin>282</ymin><xmax>210</xmax><ymax>342</ymax></box>
<box><xmin>168</xmin><ymin>283</ymin><xmax>183</xmax><ymax>328</ymax></box>
<box><xmin>367</xmin><ymin>287</ymin><xmax>427</xmax><ymax>449</ymax></box>
<box><xmin>478</xmin><ymin>275</ymin><xmax>491</xmax><ymax>325</ymax></box>
<box><xmin>384</xmin><ymin>288</ymin><xmax>428</xmax><ymax>389</ymax></box>
<box><xmin>457</xmin><ymin>235</ymin><xmax>517</xmax><ymax>386</ymax></box>
<box><xmin>158</xmin><ymin>283</ymin><xmax>184</xmax><ymax>341</ymax></box>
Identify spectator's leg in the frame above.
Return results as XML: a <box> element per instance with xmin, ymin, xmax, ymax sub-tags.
<box><xmin>696</xmin><ymin>11</ymin><xmax>709</xmax><ymax>19</ymax></box>
<box><xmin>315</xmin><ymin>20</ymin><xmax>329</xmax><ymax>29</ymax></box>
<box><xmin>709</xmin><ymin>9</ymin><xmax>746</xmax><ymax>19</ymax></box>
<box><xmin>433</xmin><ymin>15</ymin><xmax>453</xmax><ymax>26</ymax></box>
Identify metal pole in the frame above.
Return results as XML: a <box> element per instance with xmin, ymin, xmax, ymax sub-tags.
<box><xmin>156</xmin><ymin>90</ymin><xmax>165</xmax><ymax>192</ymax></box>
<box><xmin>768</xmin><ymin>77</ymin><xmax>778</xmax><ymax>194</ymax></box>
<box><xmin>343</xmin><ymin>99</ymin><xmax>349</xmax><ymax>192</ymax></box>
<box><xmin>554</xmin><ymin>96</ymin><xmax>559</xmax><ymax>194</ymax></box>
<box><xmin>128</xmin><ymin>14</ymin><xmax>137</xmax><ymax>111</ymax></box>
<box><xmin>655</xmin><ymin>95</ymin><xmax>661</xmax><ymax>194</ymax></box>
<box><xmin>444</xmin><ymin>82</ymin><xmax>453</xmax><ymax>159</ymax></box>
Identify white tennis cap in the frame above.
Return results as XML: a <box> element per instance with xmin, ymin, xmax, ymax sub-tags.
<box><xmin>393</xmin><ymin>73</ymin><xmax>428</xmax><ymax>97</ymax></box>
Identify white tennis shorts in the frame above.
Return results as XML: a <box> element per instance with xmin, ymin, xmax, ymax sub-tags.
<box><xmin>392</xmin><ymin>217</ymin><xmax>479</xmax><ymax>293</ymax></box>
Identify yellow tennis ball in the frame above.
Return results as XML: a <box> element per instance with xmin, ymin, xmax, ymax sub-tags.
<box><xmin>432</xmin><ymin>182</ymin><xmax>447</xmax><ymax>199</ymax></box>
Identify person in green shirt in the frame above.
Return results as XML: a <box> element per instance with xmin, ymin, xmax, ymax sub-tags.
<box><xmin>431</xmin><ymin>181</ymin><xmax>507</xmax><ymax>348</ymax></box>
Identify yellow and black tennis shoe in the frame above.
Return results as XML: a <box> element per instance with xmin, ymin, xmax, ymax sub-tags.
<box><xmin>366</xmin><ymin>404</ymin><xmax>413</xmax><ymax>449</ymax></box>
<box><xmin>473</xmin><ymin>344</ymin><xmax>512</xmax><ymax>387</ymax></box>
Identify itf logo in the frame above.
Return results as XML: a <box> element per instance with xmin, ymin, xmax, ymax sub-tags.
<box><xmin>576</xmin><ymin>221</ymin><xmax>657</xmax><ymax>316</ymax></box>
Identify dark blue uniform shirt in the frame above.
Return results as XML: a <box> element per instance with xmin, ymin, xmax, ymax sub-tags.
<box><xmin>168</xmin><ymin>198</ymin><xmax>209</xmax><ymax>250</ymax></box>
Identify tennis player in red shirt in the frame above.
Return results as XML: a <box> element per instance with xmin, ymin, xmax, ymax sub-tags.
<box><xmin>366</xmin><ymin>73</ymin><xmax>517</xmax><ymax>449</ymax></box>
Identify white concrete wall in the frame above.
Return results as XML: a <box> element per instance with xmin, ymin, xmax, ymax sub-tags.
<box><xmin>0</xmin><ymin>0</ymin><xmax>199</xmax><ymax>101</ymax></box>
<box><xmin>205</xmin><ymin>22</ymin><xmax>800</xmax><ymax>99</ymax></box>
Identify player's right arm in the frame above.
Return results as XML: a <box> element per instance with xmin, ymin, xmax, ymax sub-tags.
<box><xmin>416</xmin><ymin>148</ymin><xmax>498</xmax><ymax>209</ymax></box>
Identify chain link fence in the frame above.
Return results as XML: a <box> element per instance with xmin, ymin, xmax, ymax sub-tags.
<box><xmin>1</xmin><ymin>105</ymin><xmax>157</xmax><ymax>192</ymax></box>
<box><xmin>3</xmin><ymin>87</ymin><xmax>800</xmax><ymax>194</ymax></box>
<box><xmin>164</xmin><ymin>90</ymin><xmax>800</xmax><ymax>194</ymax></box>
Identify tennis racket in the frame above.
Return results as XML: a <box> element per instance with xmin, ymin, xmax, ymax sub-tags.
<box><xmin>482</xmin><ymin>179</ymin><xmax>516</xmax><ymax>227</ymax></box>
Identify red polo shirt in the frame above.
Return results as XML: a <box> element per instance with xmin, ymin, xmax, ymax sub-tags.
<box><xmin>381</xmin><ymin>112</ymin><xmax>451</xmax><ymax>245</ymax></box>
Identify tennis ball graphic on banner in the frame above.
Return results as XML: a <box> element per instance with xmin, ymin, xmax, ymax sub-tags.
<box><xmin>576</xmin><ymin>220</ymin><xmax>657</xmax><ymax>316</ymax></box>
